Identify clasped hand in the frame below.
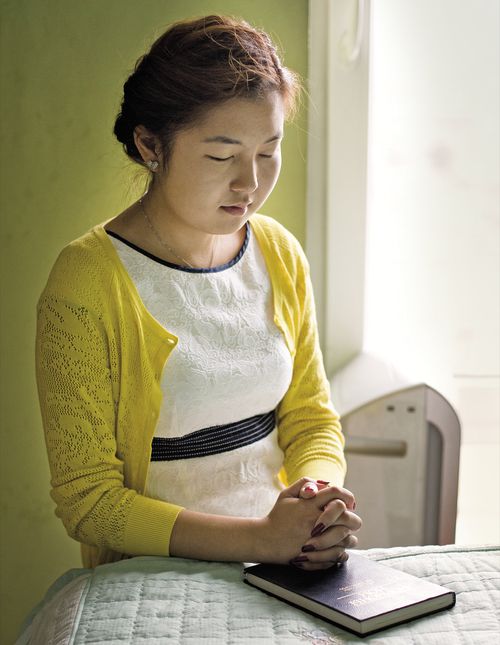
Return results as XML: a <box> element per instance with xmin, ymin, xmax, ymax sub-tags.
<box><xmin>260</xmin><ymin>477</ymin><xmax>362</xmax><ymax>571</ymax></box>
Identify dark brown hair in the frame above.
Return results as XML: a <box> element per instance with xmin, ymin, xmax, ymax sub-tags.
<box><xmin>113</xmin><ymin>15</ymin><xmax>301</xmax><ymax>165</ymax></box>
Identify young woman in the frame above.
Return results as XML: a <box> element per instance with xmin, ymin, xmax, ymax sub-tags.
<box><xmin>36</xmin><ymin>15</ymin><xmax>361</xmax><ymax>572</ymax></box>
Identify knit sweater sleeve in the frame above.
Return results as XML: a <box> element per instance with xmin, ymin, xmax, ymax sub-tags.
<box><xmin>277</xmin><ymin>244</ymin><xmax>347</xmax><ymax>488</ymax></box>
<box><xmin>35</xmin><ymin>292</ymin><xmax>182</xmax><ymax>557</ymax></box>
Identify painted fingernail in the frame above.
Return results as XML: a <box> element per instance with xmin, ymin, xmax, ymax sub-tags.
<box><xmin>290</xmin><ymin>555</ymin><xmax>309</xmax><ymax>564</ymax></box>
<box><xmin>304</xmin><ymin>485</ymin><xmax>316</xmax><ymax>493</ymax></box>
<box><xmin>310</xmin><ymin>523</ymin><xmax>326</xmax><ymax>538</ymax></box>
<box><xmin>316</xmin><ymin>480</ymin><xmax>330</xmax><ymax>485</ymax></box>
<box><xmin>301</xmin><ymin>544</ymin><xmax>316</xmax><ymax>552</ymax></box>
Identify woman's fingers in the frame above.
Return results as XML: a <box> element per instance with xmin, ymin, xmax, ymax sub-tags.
<box><xmin>334</xmin><ymin>509</ymin><xmax>363</xmax><ymax>532</ymax></box>
<box><xmin>288</xmin><ymin>478</ymin><xmax>337</xmax><ymax>499</ymax></box>
<box><xmin>337</xmin><ymin>534</ymin><xmax>358</xmax><ymax>549</ymax></box>
<box><xmin>280</xmin><ymin>477</ymin><xmax>318</xmax><ymax>499</ymax></box>
<box><xmin>301</xmin><ymin>511</ymin><xmax>362</xmax><ymax>553</ymax></box>
<box><xmin>309</xmin><ymin>523</ymin><xmax>353</xmax><ymax>549</ymax></box>
<box><xmin>315</xmin><ymin>485</ymin><xmax>356</xmax><ymax>511</ymax></box>
<box><xmin>299</xmin><ymin>480</ymin><xmax>319</xmax><ymax>499</ymax></box>
<box><xmin>311</xmin><ymin>505</ymin><xmax>362</xmax><ymax>537</ymax></box>
<box><xmin>310</xmin><ymin>499</ymin><xmax>348</xmax><ymax>536</ymax></box>
<box><xmin>290</xmin><ymin>545</ymin><xmax>350</xmax><ymax>571</ymax></box>
<box><xmin>290</xmin><ymin>535</ymin><xmax>359</xmax><ymax>570</ymax></box>
<box><xmin>298</xmin><ymin>479</ymin><xmax>344</xmax><ymax>499</ymax></box>
<box><xmin>283</xmin><ymin>479</ymin><xmax>357</xmax><ymax>515</ymax></box>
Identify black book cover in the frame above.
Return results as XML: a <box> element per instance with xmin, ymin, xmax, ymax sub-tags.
<box><xmin>243</xmin><ymin>553</ymin><xmax>456</xmax><ymax>637</ymax></box>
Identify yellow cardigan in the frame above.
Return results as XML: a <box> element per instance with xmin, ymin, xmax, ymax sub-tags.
<box><xmin>36</xmin><ymin>213</ymin><xmax>346</xmax><ymax>568</ymax></box>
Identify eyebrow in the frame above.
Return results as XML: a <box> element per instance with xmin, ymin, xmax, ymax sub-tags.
<box><xmin>202</xmin><ymin>134</ymin><xmax>282</xmax><ymax>145</ymax></box>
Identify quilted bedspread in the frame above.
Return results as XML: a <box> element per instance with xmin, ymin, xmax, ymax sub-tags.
<box><xmin>17</xmin><ymin>544</ymin><xmax>499</xmax><ymax>644</ymax></box>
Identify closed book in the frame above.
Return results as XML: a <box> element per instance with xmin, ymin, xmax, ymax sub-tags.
<box><xmin>243</xmin><ymin>553</ymin><xmax>456</xmax><ymax>637</ymax></box>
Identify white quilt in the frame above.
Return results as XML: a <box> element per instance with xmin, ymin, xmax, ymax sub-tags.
<box><xmin>17</xmin><ymin>544</ymin><xmax>499</xmax><ymax>644</ymax></box>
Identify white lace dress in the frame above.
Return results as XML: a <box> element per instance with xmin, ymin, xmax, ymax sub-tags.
<box><xmin>108</xmin><ymin>224</ymin><xmax>293</xmax><ymax>518</ymax></box>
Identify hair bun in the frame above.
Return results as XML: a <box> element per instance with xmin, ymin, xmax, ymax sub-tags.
<box><xmin>113</xmin><ymin>109</ymin><xmax>141</xmax><ymax>162</ymax></box>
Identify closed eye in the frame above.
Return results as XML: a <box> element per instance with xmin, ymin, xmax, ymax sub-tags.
<box><xmin>206</xmin><ymin>155</ymin><xmax>233</xmax><ymax>162</ymax></box>
<box><xmin>206</xmin><ymin>154</ymin><xmax>275</xmax><ymax>162</ymax></box>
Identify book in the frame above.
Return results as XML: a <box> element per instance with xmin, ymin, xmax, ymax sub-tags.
<box><xmin>243</xmin><ymin>553</ymin><xmax>456</xmax><ymax>637</ymax></box>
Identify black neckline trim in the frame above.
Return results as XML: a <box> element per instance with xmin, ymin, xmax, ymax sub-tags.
<box><xmin>106</xmin><ymin>223</ymin><xmax>250</xmax><ymax>273</ymax></box>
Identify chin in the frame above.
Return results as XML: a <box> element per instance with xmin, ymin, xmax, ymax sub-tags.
<box><xmin>213</xmin><ymin>212</ymin><xmax>252</xmax><ymax>235</ymax></box>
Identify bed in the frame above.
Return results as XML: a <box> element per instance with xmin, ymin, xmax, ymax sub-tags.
<box><xmin>17</xmin><ymin>544</ymin><xmax>499</xmax><ymax>644</ymax></box>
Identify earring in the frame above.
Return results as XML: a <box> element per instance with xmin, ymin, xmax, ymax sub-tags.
<box><xmin>146</xmin><ymin>160</ymin><xmax>159</xmax><ymax>172</ymax></box>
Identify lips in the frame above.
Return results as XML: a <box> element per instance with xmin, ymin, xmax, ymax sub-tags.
<box><xmin>220</xmin><ymin>202</ymin><xmax>251</xmax><ymax>216</ymax></box>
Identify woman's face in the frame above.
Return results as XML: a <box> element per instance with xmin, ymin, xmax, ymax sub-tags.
<box><xmin>154</xmin><ymin>92</ymin><xmax>285</xmax><ymax>236</ymax></box>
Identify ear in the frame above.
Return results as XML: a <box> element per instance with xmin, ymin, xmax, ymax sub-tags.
<box><xmin>133</xmin><ymin>125</ymin><xmax>162</xmax><ymax>165</ymax></box>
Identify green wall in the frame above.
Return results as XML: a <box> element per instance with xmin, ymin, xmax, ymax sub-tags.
<box><xmin>0</xmin><ymin>0</ymin><xmax>308</xmax><ymax>641</ymax></box>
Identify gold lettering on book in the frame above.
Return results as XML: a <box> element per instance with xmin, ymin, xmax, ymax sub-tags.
<box><xmin>338</xmin><ymin>578</ymin><xmax>374</xmax><ymax>593</ymax></box>
<box><xmin>338</xmin><ymin>583</ymin><xmax>412</xmax><ymax>606</ymax></box>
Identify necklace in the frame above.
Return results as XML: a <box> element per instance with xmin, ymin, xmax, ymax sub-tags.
<box><xmin>140</xmin><ymin>198</ymin><xmax>218</xmax><ymax>269</ymax></box>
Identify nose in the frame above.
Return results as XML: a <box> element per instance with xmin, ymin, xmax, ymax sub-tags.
<box><xmin>230</xmin><ymin>160</ymin><xmax>258</xmax><ymax>194</ymax></box>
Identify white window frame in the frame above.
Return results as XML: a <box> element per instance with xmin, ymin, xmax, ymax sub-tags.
<box><xmin>306</xmin><ymin>0</ymin><xmax>371</xmax><ymax>376</ymax></box>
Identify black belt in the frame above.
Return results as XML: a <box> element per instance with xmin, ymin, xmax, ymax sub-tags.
<box><xmin>150</xmin><ymin>410</ymin><xmax>276</xmax><ymax>461</ymax></box>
